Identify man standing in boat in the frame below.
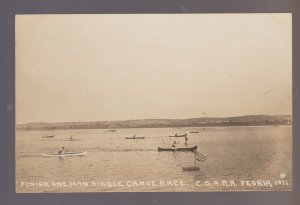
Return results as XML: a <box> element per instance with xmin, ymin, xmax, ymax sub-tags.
<box><xmin>184</xmin><ymin>135</ymin><xmax>188</xmax><ymax>145</ymax></box>
<box><xmin>172</xmin><ymin>141</ymin><xmax>177</xmax><ymax>149</ymax></box>
<box><xmin>58</xmin><ymin>146</ymin><xmax>65</xmax><ymax>155</ymax></box>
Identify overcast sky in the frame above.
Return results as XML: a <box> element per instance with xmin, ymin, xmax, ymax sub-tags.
<box><xmin>16</xmin><ymin>14</ymin><xmax>292</xmax><ymax>123</ymax></box>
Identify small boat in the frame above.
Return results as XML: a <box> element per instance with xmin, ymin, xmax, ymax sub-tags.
<box><xmin>158</xmin><ymin>145</ymin><xmax>197</xmax><ymax>152</ymax></box>
<box><xmin>42</xmin><ymin>150</ymin><xmax>87</xmax><ymax>157</ymax></box>
<box><xmin>189</xmin><ymin>131</ymin><xmax>199</xmax><ymax>133</ymax></box>
<box><xmin>68</xmin><ymin>136</ymin><xmax>80</xmax><ymax>141</ymax></box>
<box><xmin>67</xmin><ymin>139</ymin><xmax>81</xmax><ymax>141</ymax></box>
<box><xmin>182</xmin><ymin>167</ymin><xmax>200</xmax><ymax>171</ymax></box>
<box><xmin>169</xmin><ymin>133</ymin><xmax>187</xmax><ymax>138</ymax></box>
<box><xmin>42</xmin><ymin>135</ymin><xmax>55</xmax><ymax>138</ymax></box>
<box><xmin>125</xmin><ymin>136</ymin><xmax>145</xmax><ymax>139</ymax></box>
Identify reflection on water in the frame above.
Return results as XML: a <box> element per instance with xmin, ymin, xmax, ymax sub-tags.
<box><xmin>16</xmin><ymin>126</ymin><xmax>292</xmax><ymax>192</ymax></box>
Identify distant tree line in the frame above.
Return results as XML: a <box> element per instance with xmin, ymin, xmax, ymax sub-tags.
<box><xmin>16</xmin><ymin>117</ymin><xmax>292</xmax><ymax>131</ymax></box>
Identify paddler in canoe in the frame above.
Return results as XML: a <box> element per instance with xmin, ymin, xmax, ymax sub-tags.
<box><xmin>184</xmin><ymin>135</ymin><xmax>188</xmax><ymax>145</ymax></box>
<box><xmin>172</xmin><ymin>141</ymin><xmax>178</xmax><ymax>149</ymax></box>
<box><xmin>58</xmin><ymin>146</ymin><xmax>65</xmax><ymax>155</ymax></box>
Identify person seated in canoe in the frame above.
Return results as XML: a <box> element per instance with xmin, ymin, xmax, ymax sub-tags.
<box><xmin>172</xmin><ymin>141</ymin><xmax>177</xmax><ymax>149</ymax></box>
<box><xmin>175</xmin><ymin>133</ymin><xmax>178</xmax><ymax>137</ymax></box>
<box><xmin>58</xmin><ymin>146</ymin><xmax>65</xmax><ymax>155</ymax></box>
<box><xmin>133</xmin><ymin>134</ymin><xmax>136</xmax><ymax>139</ymax></box>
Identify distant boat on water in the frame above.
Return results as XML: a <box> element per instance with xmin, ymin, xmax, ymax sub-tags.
<box><xmin>158</xmin><ymin>145</ymin><xmax>197</xmax><ymax>152</ymax></box>
<box><xmin>43</xmin><ymin>150</ymin><xmax>87</xmax><ymax>157</ymax></box>
<box><xmin>169</xmin><ymin>133</ymin><xmax>187</xmax><ymax>138</ymax></box>
<box><xmin>189</xmin><ymin>131</ymin><xmax>199</xmax><ymax>133</ymax></box>
<box><xmin>125</xmin><ymin>136</ymin><xmax>145</xmax><ymax>139</ymax></box>
<box><xmin>68</xmin><ymin>137</ymin><xmax>81</xmax><ymax>141</ymax></box>
<box><xmin>42</xmin><ymin>135</ymin><xmax>55</xmax><ymax>138</ymax></box>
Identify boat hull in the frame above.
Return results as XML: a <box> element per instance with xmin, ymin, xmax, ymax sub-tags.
<box><xmin>125</xmin><ymin>137</ymin><xmax>145</xmax><ymax>139</ymax></box>
<box><xmin>158</xmin><ymin>145</ymin><xmax>197</xmax><ymax>152</ymax></box>
<box><xmin>169</xmin><ymin>134</ymin><xmax>187</xmax><ymax>138</ymax></box>
<box><xmin>182</xmin><ymin>167</ymin><xmax>200</xmax><ymax>171</ymax></box>
<box><xmin>42</xmin><ymin>135</ymin><xmax>55</xmax><ymax>138</ymax></box>
<box><xmin>43</xmin><ymin>150</ymin><xmax>87</xmax><ymax>157</ymax></box>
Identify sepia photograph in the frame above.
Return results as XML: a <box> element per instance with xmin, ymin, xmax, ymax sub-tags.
<box><xmin>15</xmin><ymin>14</ymin><xmax>292</xmax><ymax>192</ymax></box>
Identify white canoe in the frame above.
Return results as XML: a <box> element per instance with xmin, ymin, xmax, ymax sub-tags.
<box><xmin>42</xmin><ymin>150</ymin><xmax>87</xmax><ymax>157</ymax></box>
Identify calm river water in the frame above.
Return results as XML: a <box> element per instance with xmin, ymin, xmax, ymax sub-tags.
<box><xmin>16</xmin><ymin>125</ymin><xmax>292</xmax><ymax>192</ymax></box>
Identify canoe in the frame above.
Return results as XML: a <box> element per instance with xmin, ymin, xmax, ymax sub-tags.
<box><xmin>42</xmin><ymin>150</ymin><xmax>87</xmax><ymax>157</ymax></box>
<box><xmin>169</xmin><ymin>133</ymin><xmax>187</xmax><ymax>138</ymax></box>
<box><xmin>125</xmin><ymin>137</ymin><xmax>145</xmax><ymax>139</ymax></box>
<box><xmin>182</xmin><ymin>167</ymin><xmax>200</xmax><ymax>171</ymax></box>
<box><xmin>189</xmin><ymin>131</ymin><xmax>199</xmax><ymax>133</ymax></box>
<box><xmin>42</xmin><ymin>135</ymin><xmax>55</xmax><ymax>138</ymax></box>
<box><xmin>158</xmin><ymin>145</ymin><xmax>197</xmax><ymax>152</ymax></box>
<box><xmin>67</xmin><ymin>139</ymin><xmax>81</xmax><ymax>141</ymax></box>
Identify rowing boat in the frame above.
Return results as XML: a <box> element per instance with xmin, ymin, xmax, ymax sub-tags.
<box><xmin>157</xmin><ymin>145</ymin><xmax>197</xmax><ymax>152</ymax></box>
<box><xmin>67</xmin><ymin>139</ymin><xmax>81</xmax><ymax>141</ymax></box>
<box><xmin>125</xmin><ymin>137</ymin><xmax>145</xmax><ymax>139</ymax></box>
<box><xmin>169</xmin><ymin>133</ymin><xmax>187</xmax><ymax>138</ymax></box>
<box><xmin>42</xmin><ymin>135</ymin><xmax>55</xmax><ymax>138</ymax></box>
<box><xmin>42</xmin><ymin>150</ymin><xmax>87</xmax><ymax>157</ymax></box>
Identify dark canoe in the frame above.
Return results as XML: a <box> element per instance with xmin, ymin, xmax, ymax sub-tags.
<box><xmin>189</xmin><ymin>131</ymin><xmax>199</xmax><ymax>133</ymax></box>
<box><xmin>169</xmin><ymin>133</ymin><xmax>187</xmax><ymax>138</ymax></box>
<box><xmin>42</xmin><ymin>135</ymin><xmax>55</xmax><ymax>138</ymax></box>
<box><xmin>158</xmin><ymin>145</ymin><xmax>197</xmax><ymax>152</ymax></box>
<box><xmin>182</xmin><ymin>167</ymin><xmax>200</xmax><ymax>171</ymax></box>
<box><xmin>125</xmin><ymin>137</ymin><xmax>145</xmax><ymax>139</ymax></box>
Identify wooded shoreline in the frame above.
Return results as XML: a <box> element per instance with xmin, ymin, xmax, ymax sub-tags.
<box><xmin>16</xmin><ymin>115</ymin><xmax>292</xmax><ymax>131</ymax></box>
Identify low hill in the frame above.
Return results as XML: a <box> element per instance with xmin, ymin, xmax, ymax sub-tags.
<box><xmin>16</xmin><ymin>115</ymin><xmax>292</xmax><ymax>131</ymax></box>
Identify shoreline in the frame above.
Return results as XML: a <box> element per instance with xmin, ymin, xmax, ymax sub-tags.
<box><xmin>15</xmin><ymin>124</ymin><xmax>292</xmax><ymax>132</ymax></box>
